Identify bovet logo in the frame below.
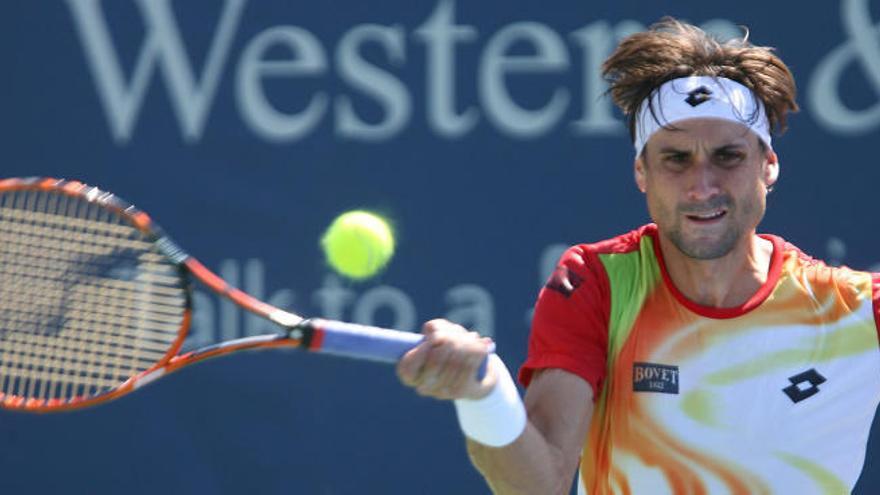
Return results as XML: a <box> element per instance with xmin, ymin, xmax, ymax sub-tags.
<box><xmin>633</xmin><ymin>362</ymin><xmax>679</xmax><ymax>394</ymax></box>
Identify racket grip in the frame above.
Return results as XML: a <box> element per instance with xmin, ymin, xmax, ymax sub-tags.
<box><xmin>305</xmin><ymin>319</ymin><xmax>492</xmax><ymax>380</ymax></box>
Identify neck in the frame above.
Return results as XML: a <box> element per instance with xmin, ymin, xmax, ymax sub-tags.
<box><xmin>658</xmin><ymin>231</ymin><xmax>773</xmax><ymax>308</ymax></box>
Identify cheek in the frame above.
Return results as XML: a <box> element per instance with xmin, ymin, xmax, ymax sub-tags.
<box><xmin>733</xmin><ymin>179</ymin><xmax>768</xmax><ymax>220</ymax></box>
<box><xmin>645</xmin><ymin>188</ymin><xmax>674</xmax><ymax>223</ymax></box>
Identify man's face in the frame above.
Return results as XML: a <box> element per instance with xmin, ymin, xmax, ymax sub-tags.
<box><xmin>635</xmin><ymin>118</ymin><xmax>778</xmax><ymax>260</ymax></box>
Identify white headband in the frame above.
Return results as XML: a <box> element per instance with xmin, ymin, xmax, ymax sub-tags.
<box><xmin>633</xmin><ymin>76</ymin><xmax>772</xmax><ymax>156</ymax></box>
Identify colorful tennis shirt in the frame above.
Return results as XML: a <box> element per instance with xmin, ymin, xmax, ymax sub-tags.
<box><xmin>520</xmin><ymin>224</ymin><xmax>880</xmax><ymax>495</ymax></box>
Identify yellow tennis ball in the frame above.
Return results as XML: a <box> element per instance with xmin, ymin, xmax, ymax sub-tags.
<box><xmin>321</xmin><ymin>210</ymin><xmax>395</xmax><ymax>280</ymax></box>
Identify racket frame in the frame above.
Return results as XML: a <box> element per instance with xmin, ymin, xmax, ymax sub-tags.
<box><xmin>0</xmin><ymin>177</ymin><xmax>313</xmax><ymax>412</ymax></box>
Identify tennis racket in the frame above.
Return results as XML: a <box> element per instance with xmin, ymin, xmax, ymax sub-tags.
<box><xmin>0</xmin><ymin>177</ymin><xmax>491</xmax><ymax>413</ymax></box>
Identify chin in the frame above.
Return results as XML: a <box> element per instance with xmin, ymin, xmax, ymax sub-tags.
<box><xmin>678</xmin><ymin>242</ymin><xmax>735</xmax><ymax>260</ymax></box>
<box><xmin>669</xmin><ymin>230</ymin><xmax>740</xmax><ymax>260</ymax></box>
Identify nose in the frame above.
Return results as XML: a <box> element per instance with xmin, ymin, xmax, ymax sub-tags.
<box><xmin>685</xmin><ymin>157</ymin><xmax>720</xmax><ymax>202</ymax></box>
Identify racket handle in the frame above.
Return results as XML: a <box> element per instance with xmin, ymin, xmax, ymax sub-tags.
<box><xmin>304</xmin><ymin>319</ymin><xmax>492</xmax><ymax>380</ymax></box>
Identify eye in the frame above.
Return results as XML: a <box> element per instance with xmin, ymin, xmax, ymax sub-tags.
<box><xmin>662</xmin><ymin>153</ymin><xmax>690</xmax><ymax>170</ymax></box>
<box><xmin>715</xmin><ymin>149</ymin><xmax>745</xmax><ymax>167</ymax></box>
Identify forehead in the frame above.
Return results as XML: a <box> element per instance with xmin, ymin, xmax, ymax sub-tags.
<box><xmin>647</xmin><ymin>118</ymin><xmax>761</xmax><ymax>150</ymax></box>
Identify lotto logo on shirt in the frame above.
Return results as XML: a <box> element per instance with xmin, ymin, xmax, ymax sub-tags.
<box><xmin>633</xmin><ymin>362</ymin><xmax>679</xmax><ymax>394</ymax></box>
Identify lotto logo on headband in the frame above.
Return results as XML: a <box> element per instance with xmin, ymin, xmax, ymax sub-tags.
<box><xmin>685</xmin><ymin>86</ymin><xmax>713</xmax><ymax>107</ymax></box>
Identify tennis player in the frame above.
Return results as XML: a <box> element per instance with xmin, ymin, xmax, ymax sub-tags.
<box><xmin>398</xmin><ymin>17</ymin><xmax>880</xmax><ymax>494</ymax></box>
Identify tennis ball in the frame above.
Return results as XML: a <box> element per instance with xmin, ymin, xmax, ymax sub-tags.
<box><xmin>321</xmin><ymin>210</ymin><xmax>395</xmax><ymax>280</ymax></box>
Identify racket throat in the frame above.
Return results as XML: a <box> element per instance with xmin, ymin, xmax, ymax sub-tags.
<box><xmin>268</xmin><ymin>310</ymin><xmax>318</xmax><ymax>350</ymax></box>
<box><xmin>291</xmin><ymin>320</ymin><xmax>321</xmax><ymax>351</ymax></box>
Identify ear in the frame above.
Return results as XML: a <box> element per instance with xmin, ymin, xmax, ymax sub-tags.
<box><xmin>764</xmin><ymin>150</ymin><xmax>779</xmax><ymax>188</ymax></box>
<box><xmin>634</xmin><ymin>157</ymin><xmax>647</xmax><ymax>193</ymax></box>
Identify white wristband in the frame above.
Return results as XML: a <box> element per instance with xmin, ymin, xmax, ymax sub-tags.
<box><xmin>453</xmin><ymin>354</ymin><xmax>527</xmax><ymax>447</ymax></box>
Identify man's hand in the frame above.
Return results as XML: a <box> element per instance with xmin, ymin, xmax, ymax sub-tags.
<box><xmin>396</xmin><ymin>319</ymin><xmax>496</xmax><ymax>400</ymax></box>
<box><xmin>396</xmin><ymin>319</ymin><xmax>593</xmax><ymax>494</ymax></box>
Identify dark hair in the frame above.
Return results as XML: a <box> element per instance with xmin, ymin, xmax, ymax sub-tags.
<box><xmin>602</xmin><ymin>17</ymin><xmax>799</xmax><ymax>144</ymax></box>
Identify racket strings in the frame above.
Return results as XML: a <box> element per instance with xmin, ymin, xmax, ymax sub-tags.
<box><xmin>0</xmin><ymin>190</ymin><xmax>187</xmax><ymax>404</ymax></box>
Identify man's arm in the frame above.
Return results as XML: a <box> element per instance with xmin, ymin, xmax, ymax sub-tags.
<box><xmin>397</xmin><ymin>320</ymin><xmax>594</xmax><ymax>495</ymax></box>
<box><xmin>467</xmin><ymin>368</ymin><xmax>594</xmax><ymax>495</ymax></box>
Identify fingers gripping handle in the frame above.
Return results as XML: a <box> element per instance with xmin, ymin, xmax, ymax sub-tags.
<box><xmin>303</xmin><ymin>319</ymin><xmax>492</xmax><ymax>380</ymax></box>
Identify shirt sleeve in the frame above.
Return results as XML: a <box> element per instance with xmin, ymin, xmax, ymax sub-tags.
<box><xmin>518</xmin><ymin>245</ymin><xmax>611</xmax><ymax>399</ymax></box>
<box><xmin>872</xmin><ymin>273</ymin><xmax>880</xmax><ymax>340</ymax></box>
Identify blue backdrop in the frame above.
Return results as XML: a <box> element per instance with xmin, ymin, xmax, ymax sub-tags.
<box><xmin>2</xmin><ymin>0</ymin><xmax>880</xmax><ymax>493</ymax></box>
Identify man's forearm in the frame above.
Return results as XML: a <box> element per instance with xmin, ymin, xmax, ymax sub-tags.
<box><xmin>464</xmin><ymin>369</ymin><xmax>595</xmax><ymax>495</ymax></box>
<box><xmin>466</xmin><ymin>423</ymin><xmax>575</xmax><ymax>495</ymax></box>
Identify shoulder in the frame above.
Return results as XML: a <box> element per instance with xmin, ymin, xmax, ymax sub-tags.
<box><xmin>579</xmin><ymin>224</ymin><xmax>653</xmax><ymax>255</ymax></box>
<box><xmin>537</xmin><ymin>225</ymin><xmax>658</xmax><ymax>308</ymax></box>
<box><xmin>556</xmin><ymin>224</ymin><xmax>658</xmax><ymax>284</ymax></box>
<box><xmin>771</xmin><ymin>235</ymin><xmax>879</xmax><ymax>330</ymax></box>
<box><xmin>559</xmin><ymin>224</ymin><xmax>654</xmax><ymax>268</ymax></box>
<box><xmin>774</xmin><ymin>236</ymin><xmax>870</xmax><ymax>285</ymax></box>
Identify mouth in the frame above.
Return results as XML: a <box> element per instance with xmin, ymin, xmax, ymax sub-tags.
<box><xmin>685</xmin><ymin>209</ymin><xmax>727</xmax><ymax>223</ymax></box>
